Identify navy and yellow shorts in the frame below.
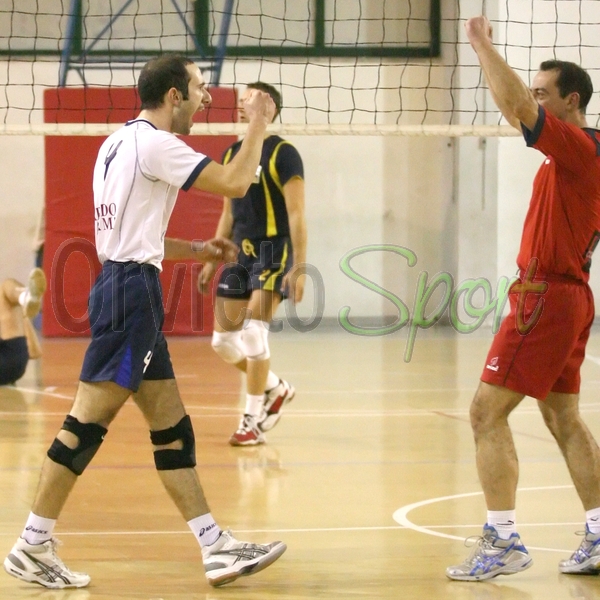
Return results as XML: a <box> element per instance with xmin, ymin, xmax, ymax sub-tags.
<box><xmin>216</xmin><ymin>236</ymin><xmax>293</xmax><ymax>300</ymax></box>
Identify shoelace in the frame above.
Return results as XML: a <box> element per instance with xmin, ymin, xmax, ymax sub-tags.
<box><xmin>463</xmin><ymin>534</ymin><xmax>484</xmax><ymax>548</ymax></box>
<box><xmin>46</xmin><ymin>538</ymin><xmax>69</xmax><ymax>570</ymax></box>
<box><xmin>463</xmin><ymin>534</ymin><xmax>496</xmax><ymax>550</ymax></box>
<box><xmin>461</xmin><ymin>534</ymin><xmax>499</xmax><ymax>566</ymax></box>
<box><xmin>238</xmin><ymin>415</ymin><xmax>258</xmax><ymax>432</ymax></box>
<box><xmin>570</xmin><ymin>530</ymin><xmax>600</xmax><ymax>560</ymax></box>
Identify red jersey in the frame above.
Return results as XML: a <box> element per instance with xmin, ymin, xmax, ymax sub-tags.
<box><xmin>517</xmin><ymin>106</ymin><xmax>600</xmax><ymax>282</ymax></box>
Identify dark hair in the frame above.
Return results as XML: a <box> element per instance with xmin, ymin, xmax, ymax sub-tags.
<box><xmin>138</xmin><ymin>54</ymin><xmax>194</xmax><ymax>110</ymax></box>
<box><xmin>246</xmin><ymin>81</ymin><xmax>282</xmax><ymax>120</ymax></box>
<box><xmin>539</xmin><ymin>59</ymin><xmax>593</xmax><ymax>113</ymax></box>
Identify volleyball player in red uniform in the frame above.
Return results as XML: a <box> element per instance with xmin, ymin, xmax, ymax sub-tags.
<box><xmin>447</xmin><ymin>16</ymin><xmax>600</xmax><ymax>581</ymax></box>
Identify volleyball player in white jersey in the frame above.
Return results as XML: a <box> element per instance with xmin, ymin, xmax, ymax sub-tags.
<box><xmin>3</xmin><ymin>54</ymin><xmax>287</xmax><ymax>590</ymax></box>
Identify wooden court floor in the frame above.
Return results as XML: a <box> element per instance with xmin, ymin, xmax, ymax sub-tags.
<box><xmin>2</xmin><ymin>324</ymin><xmax>600</xmax><ymax>599</ymax></box>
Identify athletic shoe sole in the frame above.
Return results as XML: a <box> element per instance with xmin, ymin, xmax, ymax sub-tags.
<box><xmin>229</xmin><ymin>434</ymin><xmax>265</xmax><ymax>446</ymax></box>
<box><xmin>446</xmin><ymin>557</ymin><xmax>533</xmax><ymax>581</ymax></box>
<box><xmin>207</xmin><ymin>542</ymin><xmax>287</xmax><ymax>587</ymax></box>
<box><xmin>3</xmin><ymin>555</ymin><xmax>89</xmax><ymax>589</ymax></box>
<box><xmin>23</xmin><ymin>268</ymin><xmax>46</xmax><ymax>318</ymax></box>
<box><xmin>560</xmin><ymin>558</ymin><xmax>600</xmax><ymax>574</ymax></box>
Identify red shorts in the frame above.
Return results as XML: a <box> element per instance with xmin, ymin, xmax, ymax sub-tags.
<box><xmin>480</xmin><ymin>276</ymin><xmax>594</xmax><ymax>400</ymax></box>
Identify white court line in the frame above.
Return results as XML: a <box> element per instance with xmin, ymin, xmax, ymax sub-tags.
<box><xmin>7</xmin><ymin>386</ymin><xmax>73</xmax><ymax>400</ymax></box>
<box><xmin>8</xmin><ymin>384</ymin><xmax>600</xmax><ymax>407</ymax></box>
<box><xmin>3</xmin><ymin>403</ymin><xmax>600</xmax><ymax>420</ymax></box>
<box><xmin>0</xmin><ymin>521</ymin><xmax>586</xmax><ymax>539</ymax></box>
<box><xmin>7</xmin><ymin>385</ymin><xmax>487</xmax><ymax>397</ymax></box>
<box><xmin>3</xmin><ymin>409</ymin><xmax>600</xmax><ymax>420</ymax></box>
<box><xmin>6</xmin><ymin>387</ymin><xmax>600</xmax><ymax>420</ymax></box>
<box><xmin>0</xmin><ymin>526</ymin><xmax>404</xmax><ymax>538</ymax></box>
<box><xmin>393</xmin><ymin>485</ymin><xmax>578</xmax><ymax>554</ymax></box>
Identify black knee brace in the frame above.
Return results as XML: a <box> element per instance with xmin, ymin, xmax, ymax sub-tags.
<box><xmin>150</xmin><ymin>414</ymin><xmax>196</xmax><ymax>470</ymax></box>
<box><xmin>47</xmin><ymin>415</ymin><xmax>108</xmax><ymax>475</ymax></box>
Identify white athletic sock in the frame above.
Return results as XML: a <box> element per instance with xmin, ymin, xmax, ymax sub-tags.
<box><xmin>21</xmin><ymin>513</ymin><xmax>56</xmax><ymax>545</ymax></box>
<box><xmin>18</xmin><ymin>290</ymin><xmax>29</xmax><ymax>308</ymax></box>
<box><xmin>265</xmin><ymin>371</ymin><xmax>280</xmax><ymax>392</ymax></box>
<box><xmin>586</xmin><ymin>507</ymin><xmax>600</xmax><ymax>534</ymax></box>
<box><xmin>487</xmin><ymin>510</ymin><xmax>517</xmax><ymax>540</ymax></box>
<box><xmin>187</xmin><ymin>513</ymin><xmax>221</xmax><ymax>548</ymax></box>
<box><xmin>245</xmin><ymin>394</ymin><xmax>264</xmax><ymax>417</ymax></box>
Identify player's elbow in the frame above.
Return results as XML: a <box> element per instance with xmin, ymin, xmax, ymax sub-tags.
<box><xmin>225</xmin><ymin>180</ymin><xmax>251</xmax><ymax>198</ymax></box>
<box><xmin>512</xmin><ymin>100</ymin><xmax>538</xmax><ymax>131</ymax></box>
<box><xmin>194</xmin><ymin>162</ymin><xmax>251</xmax><ymax>198</ymax></box>
<box><xmin>220</xmin><ymin>165</ymin><xmax>252</xmax><ymax>198</ymax></box>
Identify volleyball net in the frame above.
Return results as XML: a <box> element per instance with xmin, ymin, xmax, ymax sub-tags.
<box><xmin>1</xmin><ymin>0</ymin><xmax>599</xmax><ymax>135</ymax></box>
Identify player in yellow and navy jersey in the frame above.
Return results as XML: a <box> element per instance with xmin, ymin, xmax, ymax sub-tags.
<box><xmin>200</xmin><ymin>82</ymin><xmax>307</xmax><ymax>446</ymax></box>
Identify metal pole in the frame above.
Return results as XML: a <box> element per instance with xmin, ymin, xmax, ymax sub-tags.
<box><xmin>170</xmin><ymin>0</ymin><xmax>207</xmax><ymax>59</ymax></box>
<box><xmin>58</xmin><ymin>0</ymin><xmax>81</xmax><ymax>86</ymax></box>
<box><xmin>212</xmin><ymin>0</ymin><xmax>235</xmax><ymax>86</ymax></box>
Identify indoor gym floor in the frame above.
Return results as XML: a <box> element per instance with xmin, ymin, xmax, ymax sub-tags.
<box><xmin>1</xmin><ymin>323</ymin><xmax>600</xmax><ymax>600</ymax></box>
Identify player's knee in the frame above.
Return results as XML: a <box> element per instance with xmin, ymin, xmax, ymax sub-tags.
<box><xmin>47</xmin><ymin>415</ymin><xmax>107</xmax><ymax>475</ymax></box>
<box><xmin>241</xmin><ymin>319</ymin><xmax>270</xmax><ymax>361</ymax></box>
<box><xmin>470</xmin><ymin>392</ymin><xmax>504</xmax><ymax>435</ymax></box>
<box><xmin>150</xmin><ymin>414</ymin><xmax>196</xmax><ymax>470</ymax></box>
<box><xmin>211</xmin><ymin>329</ymin><xmax>244</xmax><ymax>364</ymax></box>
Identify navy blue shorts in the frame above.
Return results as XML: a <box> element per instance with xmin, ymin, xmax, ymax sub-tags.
<box><xmin>0</xmin><ymin>337</ymin><xmax>28</xmax><ymax>385</ymax></box>
<box><xmin>216</xmin><ymin>237</ymin><xmax>293</xmax><ymax>300</ymax></box>
<box><xmin>79</xmin><ymin>261</ymin><xmax>175</xmax><ymax>392</ymax></box>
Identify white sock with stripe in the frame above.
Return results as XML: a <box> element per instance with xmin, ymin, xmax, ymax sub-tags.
<box><xmin>586</xmin><ymin>507</ymin><xmax>600</xmax><ymax>534</ymax></box>
<box><xmin>487</xmin><ymin>510</ymin><xmax>517</xmax><ymax>540</ymax></box>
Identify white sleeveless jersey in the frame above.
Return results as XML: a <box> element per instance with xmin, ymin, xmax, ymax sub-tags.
<box><xmin>92</xmin><ymin>119</ymin><xmax>212</xmax><ymax>270</ymax></box>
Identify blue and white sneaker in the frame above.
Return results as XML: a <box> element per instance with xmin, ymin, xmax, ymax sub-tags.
<box><xmin>559</xmin><ymin>525</ymin><xmax>600</xmax><ymax>574</ymax></box>
<box><xmin>446</xmin><ymin>525</ymin><xmax>533</xmax><ymax>581</ymax></box>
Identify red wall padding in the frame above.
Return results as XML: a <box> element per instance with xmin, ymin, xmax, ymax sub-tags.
<box><xmin>43</xmin><ymin>87</ymin><xmax>237</xmax><ymax>337</ymax></box>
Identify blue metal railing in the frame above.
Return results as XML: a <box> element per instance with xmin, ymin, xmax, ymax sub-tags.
<box><xmin>58</xmin><ymin>0</ymin><xmax>233</xmax><ymax>87</ymax></box>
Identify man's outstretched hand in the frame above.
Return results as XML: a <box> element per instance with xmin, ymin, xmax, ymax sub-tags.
<box><xmin>194</xmin><ymin>237</ymin><xmax>239</xmax><ymax>263</ymax></box>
